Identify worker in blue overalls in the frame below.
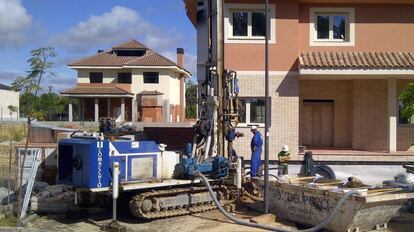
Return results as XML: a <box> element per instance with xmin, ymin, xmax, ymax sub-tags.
<box><xmin>250</xmin><ymin>125</ymin><xmax>263</xmax><ymax>177</ymax></box>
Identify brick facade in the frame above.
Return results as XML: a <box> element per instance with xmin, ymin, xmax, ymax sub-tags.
<box><xmin>298</xmin><ymin>79</ymin><xmax>414</xmax><ymax>152</ymax></box>
<box><xmin>352</xmin><ymin>80</ymin><xmax>389</xmax><ymax>151</ymax></box>
<box><xmin>299</xmin><ymin>80</ymin><xmax>352</xmax><ymax>148</ymax></box>
<box><xmin>233</xmin><ymin>72</ymin><xmax>299</xmax><ymax>160</ymax></box>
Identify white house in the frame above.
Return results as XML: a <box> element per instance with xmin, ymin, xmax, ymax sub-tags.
<box><xmin>60</xmin><ymin>40</ymin><xmax>191</xmax><ymax>122</ymax></box>
<box><xmin>0</xmin><ymin>83</ymin><xmax>19</xmax><ymax>121</ymax></box>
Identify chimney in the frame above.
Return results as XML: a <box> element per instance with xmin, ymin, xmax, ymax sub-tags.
<box><xmin>177</xmin><ymin>48</ymin><xmax>184</xmax><ymax>67</ymax></box>
<box><xmin>177</xmin><ymin>48</ymin><xmax>185</xmax><ymax>122</ymax></box>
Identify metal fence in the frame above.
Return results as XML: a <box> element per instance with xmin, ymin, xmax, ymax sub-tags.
<box><xmin>0</xmin><ymin>141</ymin><xmax>18</xmax><ymax>206</ymax></box>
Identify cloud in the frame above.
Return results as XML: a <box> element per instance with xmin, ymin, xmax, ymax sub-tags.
<box><xmin>0</xmin><ymin>69</ymin><xmax>75</xmax><ymax>93</ymax></box>
<box><xmin>50</xmin><ymin>6</ymin><xmax>181</xmax><ymax>53</ymax></box>
<box><xmin>161</xmin><ymin>51</ymin><xmax>197</xmax><ymax>78</ymax></box>
<box><xmin>44</xmin><ymin>75</ymin><xmax>77</xmax><ymax>93</ymax></box>
<box><xmin>0</xmin><ymin>0</ymin><xmax>32</xmax><ymax>47</ymax></box>
<box><xmin>0</xmin><ymin>70</ymin><xmax>25</xmax><ymax>86</ymax></box>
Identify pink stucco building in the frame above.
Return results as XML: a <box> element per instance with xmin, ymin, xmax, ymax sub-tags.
<box><xmin>184</xmin><ymin>0</ymin><xmax>414</xmax><ymax>161</ymax></box>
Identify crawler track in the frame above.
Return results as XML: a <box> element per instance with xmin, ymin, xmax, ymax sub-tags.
<box><xmin>129</xmin><ymin>185</ymin><xmax>229</xmax><ymax>219</ymax></box>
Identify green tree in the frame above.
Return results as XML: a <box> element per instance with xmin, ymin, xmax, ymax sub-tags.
<box><xmin>185</xmin><ymin>80</ymin><xmax>198</xmax><ymax>119</ymax></box>
<box><xmin>39</xmin><ymin>92</ymin><xmax>68</xmax><ymax>120</ymax></box>
<box><xmin>399</xmin><ymin>83</ymin><xmax>414</xmax><ymax>121</ymax></box>
<box><xmin>7</xmin><ymin>105</ymin><xmax>18</xmax><ymax>120</ymax></box>
<box><xmin>10</xmin><ymin>47</ymin><xmax>57</xmax><ymax>219</ymax></box>
<box><xmin>19</xmin><ymin>92</ymin><xmax>39</xmax><ymax>118</ymax></box>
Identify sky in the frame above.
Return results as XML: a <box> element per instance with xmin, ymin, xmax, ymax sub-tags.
<box><xmin>0</xmin><ymin>0</ymin><xmax>196</xmax><ymax>93</ymax></box>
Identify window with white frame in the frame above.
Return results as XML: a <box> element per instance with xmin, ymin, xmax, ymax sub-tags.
<box><xmin>309</xmin><ymin>8</ymin><xmax>355</xmax><ymax>46</ymax></box>
<box><xmin>232</xmin><ymin>11</ymin><xmax>265</xmax><ymax>38</ymax></box>
<box><xmin>239</xmin><ymin>97</ymin><xmax>269</xmax><ymax>126</ymax></box>
<box><xmin>225</xmin><ymin>4</ymin><xmax>276</xmax><ymax>44</ymax></box>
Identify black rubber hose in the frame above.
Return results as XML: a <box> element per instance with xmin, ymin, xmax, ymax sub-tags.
<box><xmin>195</xmin><ymin>171</ymin><xmax>359</xmax><ymax>232</ymax></box>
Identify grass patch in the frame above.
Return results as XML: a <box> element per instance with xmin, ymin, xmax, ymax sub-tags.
<box><xmin>0</xmin><ymin>123</ymin><xmax>27</xmax><ymax>143</ymax></box>
<box><xmin>0</xmin><ymin>215</ymin><xmax>17</xmax><ymax>227</ymax></box>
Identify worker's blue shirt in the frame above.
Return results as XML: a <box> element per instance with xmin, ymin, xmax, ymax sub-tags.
<box><xmin>251</xmin><ymin>131</ymin><xmax>263</xmax><ymax>152</ymax></box>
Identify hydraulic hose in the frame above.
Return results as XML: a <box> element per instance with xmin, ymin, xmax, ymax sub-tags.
<box><xmin>195</xmin><ymin>171</ymin><xmax>359</xmax><ymax>232</ymax></box>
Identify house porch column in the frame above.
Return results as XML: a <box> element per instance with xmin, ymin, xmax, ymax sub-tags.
<box><xmin>131</xmin><ymin>98</ymin><xmax>136</xmax><ymax>122</ymax></box>
<box><xmin>79</xmin><ymin>98</ymin><xmax>84</xmax><ymax>121</ymax></box>
<box><xmin>121</xmin><ymin>98</ymin><xmax>125</xmax><ymax>122</ymax></box>
<box><xmin>388</xmin><ymin>78</ymin><xmax>397</xmax><ymax>153</ymax></box>
<box><xmin>107</xmin><ymin>98</ymin><xmax>111</xmax><ymax>117</ymax></box>
<box><xmin>68</xmin><ymin>99</ymin><xmax>73</xmax><ymax>122</ymax></box>
<box><xmin>94</xmin><ymin>98</ymin><xmax>99</xmax><ymax>122</ymax></box>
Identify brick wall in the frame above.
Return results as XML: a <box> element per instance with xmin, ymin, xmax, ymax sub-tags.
<box><xmin>299</xmin><ymin>80</ymin><xmax>352</xmax><ymax>148</ymax></box>
<box><xmin>352</xmin><ymin>80</ymin><xmax>388</xmax><ymax>151</ymax></box>
<box><xmin>233</xmin><ymin>72</ymin><xmax>299</xmax><ymax>160</ymax></box>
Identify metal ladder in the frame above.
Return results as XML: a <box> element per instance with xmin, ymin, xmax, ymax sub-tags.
<box><xmin>19</xmin><ymin>148</ymin><xmax>41</xmax><ymax>220</ymax></box>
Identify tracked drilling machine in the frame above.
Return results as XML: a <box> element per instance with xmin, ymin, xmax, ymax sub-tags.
<box><xmin>57</xmin><ymin>0</ymin><xmax>244</xmax><ymax>219</ymax></box>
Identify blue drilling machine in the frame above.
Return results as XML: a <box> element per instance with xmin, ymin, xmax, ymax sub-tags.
<box><xmin>57</xmin><ymin>0</ymin><xmax>244</xmax><ymax>219</ymax></box>
<box><xmin>57</xmin><ymin>68</ymin><xmax>242</xmax><ymax>219</ymax></box>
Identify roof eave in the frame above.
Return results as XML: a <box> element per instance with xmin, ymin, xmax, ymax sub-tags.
<box><xmin>67</xmin><ymin>65</ymin><xmax>123</xmax><ymax>69</ymax></box>
<box><xmin>67</xmin><ymin>65</ymin><xmax>191</xmax><ymax>76</ymax></box>
<box><xmin>183</xmin><ymin>0</ymin><xmax>197</xmax><ymax>27</ymax></box>
<box><xmin>299</xmin><ymin>68</ymin><xmax>414</xmax><ymax>76</ymax></box>
<box><xmin>60</xmin><ymin>93</ymin><xmax>134</xmax><ymax>98</ymax></box>
<box><xmin>122</xmin><ymin>65</ymin><xmax>191</xmax><ymax>77</ymax></box>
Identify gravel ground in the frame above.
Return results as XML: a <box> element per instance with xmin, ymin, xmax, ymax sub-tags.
<box><xmin>23</xmin><ymin>205</ymin><xmax>414</xmax><ymax>232</ymax></box>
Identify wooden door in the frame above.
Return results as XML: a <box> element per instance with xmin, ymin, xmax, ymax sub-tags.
<box><xmin>302</xmin><ymin>101</ymin><xmax>334</xmax><ymax>147</ymax></box>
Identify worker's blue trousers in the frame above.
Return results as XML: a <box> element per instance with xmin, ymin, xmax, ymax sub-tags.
<box><xmin>250</xmin><ymin>149</ymin><xmax>262</xmax><ymax>177</ymax></box>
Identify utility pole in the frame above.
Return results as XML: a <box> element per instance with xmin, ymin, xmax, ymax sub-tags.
<box><xmin>264</xmin><ymin>0</ymin><xmax>270</xmax><ymax>214</ymax></box>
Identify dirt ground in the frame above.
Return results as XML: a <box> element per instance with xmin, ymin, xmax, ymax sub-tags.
<box><xmin>26</xmin><ymin>205</ymin><xmax>297</xmax><ymax>232</ymax></box>
<box><xmin>23</xmin><ymin>204</ymin><xmax>414</xmax><ymax>232</ymax></box>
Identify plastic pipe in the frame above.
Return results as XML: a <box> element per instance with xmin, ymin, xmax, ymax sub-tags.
<box><xmin>195</xmin><ymin>171</ymin><xmax>359</xmax><ymax>232</ymax></box>
<box><xmin>112</xmin><ymin>162</ymin><xmax>120</xmax><ymax>221</ymax></box>
<box><xmin>236</xmin><ymin>157</ymin><xmax>242</xmax><ymax>197</ymax></box>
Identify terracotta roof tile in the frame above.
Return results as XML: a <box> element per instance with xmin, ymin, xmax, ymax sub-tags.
<box><xmin>299</xmin><ymin>51</ymin><xmax>414</xmax><ymax>69</ymax></box>
<box><xmin>60</xmin><ymin>86</ymin><xmax>133</xmax><ymax>95</ymax></box>
<box><xmin>124</xmin><ymin>51</ymin><xmax>177</xmax><ymax>67</ymax></box>
<box><xmin>68</xmin><ymin>51</ymin><xmax>139</xmax><ymax>67</ymax></box>
<box><xmin>138</xmin><ymin>90</ymin><xmax>164</xmax><ymax>95</ymax></box>
<box><xmin>67</xmin><ymin>40</ymin><xmax>191</xmax><ymax>76</ymax></box>
<box><xmin>112</xmin><ymin>39</ymin><xmax>147</xmax><ymax>50</ymax></box>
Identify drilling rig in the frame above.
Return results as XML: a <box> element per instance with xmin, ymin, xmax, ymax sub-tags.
<box><xmin>57</xmin><ymin>0</ymin><xmax>244</xmax><ymax>219</ymax></box>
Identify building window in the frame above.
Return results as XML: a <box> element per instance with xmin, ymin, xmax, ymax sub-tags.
<box><xmin>118</xmin><ymin>72</ymin><xmax>132</xmax><ymax>84</ymax></box>
<box><xmin>239</xmin><ymin>97</ymin><xmax>269</xmax><ymax>126</ymax></box>
<box><xmin>230</xmin><ymin>10</ymin><xmax>266</xmax><ymax>38</ymax></box>
<box><xmin>232</xmin><ymin>12</ymin><xmax>248</xmax><ymax>36</ymax></box>
<box><xmin>116</xmin><ymin>50</ymin><xmax>146</xmax><ymax>57</ymax></box>
<box><xmin>251</xmin><ymin>12</ymin><xmax>266</xmax><ymax>37</ymax></box>
<box><xmin>310</xmin><ymin>8</ymin><xmax>355</xmax><ymax>46</ymax></box>
<box><xmin>225</xmin><ymin>4</ymin><xmax>276</xmax><ymax>44</ymax></box>
<box><xmin>143</xmin><ymin>72</ymin><xmax>159</xmax><ymax>84</ymax></box>
<box><xmin>89</xmin><ymin>72</ymin><xmax>103</xmax><ymax>83</ymax></box>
